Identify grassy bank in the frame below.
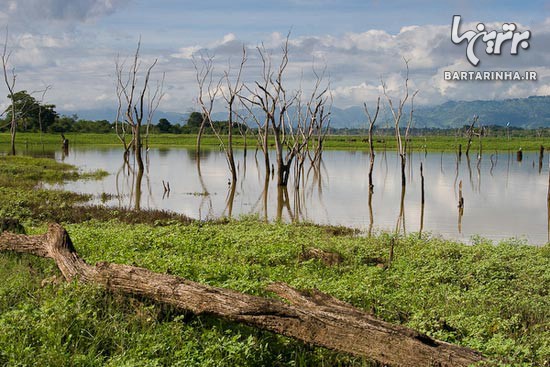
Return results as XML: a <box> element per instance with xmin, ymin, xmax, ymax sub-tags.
<box><xmin>1</xmin><ymin>132</ymin><xmax>548</xmax><ymax>152</ymax></box>
<box><xmin>0</xmin><ymin>155</ymin><xmax>549</xmax><ymax>366</ymax></box>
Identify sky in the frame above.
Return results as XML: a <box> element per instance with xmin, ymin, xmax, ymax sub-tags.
<box><xmin>0</xmin><ymin>0</ymin><xmax>549</xmax><ymax>116</ymax></box>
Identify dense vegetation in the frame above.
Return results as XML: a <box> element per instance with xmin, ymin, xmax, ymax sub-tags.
<box><xmin>0</xmin><ymin>155</ymin><xmax>549</xmax><ymax>366</ymax></box>
<box><xmin>0</xmin><ymin>104</ymin><xmax>246</xmax><ymax>135</ymax></box>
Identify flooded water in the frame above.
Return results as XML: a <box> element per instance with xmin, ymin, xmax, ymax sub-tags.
<box><xmin>18</xmin><ymin>145</ymin><xmax>550</xmax><ymax>244</ymax></box>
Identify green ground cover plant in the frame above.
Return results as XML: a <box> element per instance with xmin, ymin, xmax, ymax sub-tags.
<box><xmin>0</xmin><ymin>155</ymin><xmax>548</xmax><ymax>366</ymax></box>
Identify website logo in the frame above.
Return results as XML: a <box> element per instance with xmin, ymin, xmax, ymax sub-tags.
<box><xmin>451</xmin><ymin>15</ymin><xmax>531</xmax><ymax>66</ymax></box>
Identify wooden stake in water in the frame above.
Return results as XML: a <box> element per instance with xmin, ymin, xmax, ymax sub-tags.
<box><xmin>539</xmin><ymin>145</ymin><xmax>544</xmax><ymax>174</ymax></box>
<box><xmin>419</xmin><ymin>163</ymin><xmax>425</xmax><ymax>238</ymax></box>
<box><xmin>458</xmin><ymin>180</ymin><xmax>464</xmax><ymax>234</ymax></box>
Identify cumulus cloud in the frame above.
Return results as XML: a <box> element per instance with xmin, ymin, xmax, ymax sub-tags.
<box><xmin>0</xmin><ymin>0</ymin><xmax>129</xmax><ymax>23</ymax></box>
<box><xmin>171</xmin><ymin>33</ymin><xmax>244</xmax><ymax>60</ymax></box>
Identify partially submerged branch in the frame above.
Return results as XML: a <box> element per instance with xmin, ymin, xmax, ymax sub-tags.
<box><xmin>382</xmin><ymin>59</ymin><xmax>419</xmax><ymax>187</ymax></box>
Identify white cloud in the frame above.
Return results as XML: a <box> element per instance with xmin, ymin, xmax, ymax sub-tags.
<box><xmin>171</xmin><ymin>46</ymin><xmax>201</xmax><ymax>60</ymax></box>
<box><xmin>220</xmin><ymin>33</ymin><xmax>236</xmax><ymax>45</ymax></box>
<box><xmin>332</xmin><ymin>82</ymin><xmax>380</xmax><ymax>106</ymax></box>
<box><xmin>171</xmin><ymin>33</ymin><xmax>241</xmax><ymax>60</ymax></box>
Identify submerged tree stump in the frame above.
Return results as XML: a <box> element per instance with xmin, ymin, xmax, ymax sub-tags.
<box><xmin>299</xmin><ymin>247</ymin><xmax>343</xmax><ymax>266</ymax></box>
<box><xmin>0</xmin><ymin>224</ymin><xmax>485</xmax><ymax>367</ymax></box>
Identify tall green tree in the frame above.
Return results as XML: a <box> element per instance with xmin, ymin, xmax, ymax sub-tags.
<box><xmin>157</xmin><ymin>118</ymin><xmax>172</xmax><ymax>132</ymax></box>
<box><xmin>4</xmin><ymin>90</ymin><xmax>57</xmax><ymax>132</ymax></box>
<box><xmin>187</xmin><ymin>112</ymin><xmax>203</xmax><ymax>127</ymax></box>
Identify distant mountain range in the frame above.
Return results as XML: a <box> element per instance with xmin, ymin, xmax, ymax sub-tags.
<box><xmin>414</xmin><ymin>96</ymin><xmax>550</xmax><ymax>129</ymax></box>
<box><xmin>60</xmin><ymin>95</ymin><xmax>550</xmax><ymax>129</ymax></box>
<box><xmin>59</xmin><ymin>109</ymin><xmax>187</xmax><ymax>125</ymax></box>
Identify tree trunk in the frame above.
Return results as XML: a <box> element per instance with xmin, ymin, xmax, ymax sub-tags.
<box><xmin>10</xmin><ymin>127</ymin><xmax>15</xmax><ymax>155</ymax></box>
<box><xmin>227</xmin><ymin>112</ymin><xmax>237</xmax><ymax>184</ymax></box>
<box><xmin>263</xmin><ymin>123</ymin><xmax>270</xmax><ymax>175</ymax></box>
<box><xmin>400</xmin><ymin>153</ymin><xmax>406</xmax><ymax>187</ymax></box>
<box><xmin>0</xmin><ymin>224</ymin><xmax>485</xmax><ymax>367</ymax></box>
<box><xmin>196</xmin><ymin>119</ymin><xmax>206</xmax><ymax>156</ymax></box>
<box><xmin>10</xmin><ymin>110</ymin><xmax>15</xmax><ymax>156</ymax></box>
<box><xmin>273</xmin><ymin>126</ymin><xmax>287</xmax><ymax>187</ymax></box>
<box><xmin>368</xmin><ymin>127</ymin><xmax>375</xmax><ymax>193</ymax></box>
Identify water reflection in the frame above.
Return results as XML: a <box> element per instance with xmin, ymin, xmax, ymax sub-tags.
<box><xmin>18</xmin><ymin>145</ymin><xmax>549</xmax><ymax>245</ymax></box>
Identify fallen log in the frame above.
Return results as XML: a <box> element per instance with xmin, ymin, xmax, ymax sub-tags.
<box><xmin>0</xmin><ymin>224</ymin><xmax>485</xmax><ymax>367</ymax></box>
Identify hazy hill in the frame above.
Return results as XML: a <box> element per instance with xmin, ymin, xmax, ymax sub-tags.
<box><xmin>59</xmin><ymin>108</ymin><xmax>187</xmax><ymax>125</ymax></box>
<box><xmin>211</xmin><ymin>96</ymin><xmax>550</xmax><ymax>129</ymax></box>
<box><xmin>414</xmin><ymin>96</ymin><xmax>550</xmax><ymax>129</ymax></box>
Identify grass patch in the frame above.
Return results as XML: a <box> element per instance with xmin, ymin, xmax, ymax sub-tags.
<box><xmin>0</xmin><ymin>154</ymin><xmax>548</xmax><ymax>366</ymax></box>
<box><xmin>0</xmin><ymin>155</ymin><xmax>107</xmax><ymax>188</ymax></box>
<box><xmin>1</xmin><ymin>220</ymin><xmax>549</xmax><ymax>365</ymax></box>
<box><xmin>1</xmin><ymin>132</ymin><xmax>548</xmax><ymax>152</ymax></box>
<box><xmin>0</xmin><ymin>155</ymin><xmax>192</xmax><ymax>227</ymax></box>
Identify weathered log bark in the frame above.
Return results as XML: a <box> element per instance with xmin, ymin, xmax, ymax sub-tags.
<box><xmin>0</xmin><ymin>224</ymin><xmax>485</xmax><ymax>367</ymax></box>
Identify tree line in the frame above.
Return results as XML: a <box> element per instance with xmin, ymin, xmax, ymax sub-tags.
<box><xmin>2</xmin><ymin>91</ymin><xmax>547</xmax><ymax>138</ymax></box>
<box><xmin>0</xmin><ymin>95</ymin><xmax>243</xmax><ymax>135</ymax></box>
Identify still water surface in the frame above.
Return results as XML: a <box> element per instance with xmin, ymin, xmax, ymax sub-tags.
<box><xmin>38</xmin><ymin>146</ymin><xmax>550</xmax><ymax>245</ymax></box>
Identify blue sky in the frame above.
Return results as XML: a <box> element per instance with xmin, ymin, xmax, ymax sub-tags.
<box><xmin>96</xmin><ymin>0</ymin><xmax>548</xmax><ymax>36</ymax></box>
<box><xmin>1</xmin><ymin>0</ymin><xmax>549</xmax><ymax>115</ymax></box>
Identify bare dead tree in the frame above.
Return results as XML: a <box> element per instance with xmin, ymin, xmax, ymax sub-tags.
<box><xmin>364</xmin><ymin>96</ymin><xmax>380</xmax><ymax>192</ymax></box>
<box><xmin>458</xmin><ymin>179</ymin><xmax>464</xmax><ymax>233</ymax></box>
<box><xmin>145</xmin><ymin>73</ymin><xmax>165</xmax><ymax>151</ymax></box>
<box><xmin>477</xmin><ymin>117</ymin><xmax>483</xmax><ymax>167</ymax></box>
<box><xmin>306</xmin><ymin>70</ymin><xmax>332</xmax><ymax>165</ymax></box>
<box><xmin>382</xmin><ymin>59</ymin><xmax>418</xmax><ymax>187</ymax></box>
<box><xmin>291</xmin><ymin>66</ymin><xmax>331</xmax><ymax>189</ymax></box>
<box><xmin>419</xmin><ymin>162</ymin><xmax>425</xmax><ymax>238</ymax></box>
<box><xmin>194</xmin><ymin>47</ymin><xmax>246</xmax><ymax>184</ymax></box>
<box><xmin>243</xmin><ymin>38</ymin><xmax>296</xmax><ymax>186</ymax></box>
<box><xmin>244</xmin><ymin>34</ymin><xmax>330</xmax><ymax>187</ymax></box>
<box><xmin>2</xmin><ymin>28</ymin><xmax>17</xmax><ymax>155</ymax></box>
<box><xmin>115</xmin><ymin>40</ymin><xmax>163</xmax><ymax>212</ymax></box>
<box><xmin>235</xmin><ymin>111</ymin><xmax>250</xmax><ymax>155</ymax></box>
<box><xmin>311</xmin><ymin>102</ymin><xmax>331</xmax><ymax>163</ymax></box>
<box><xmin>465</xmin><ymin>115</ymin><xmax>478</xmax><ymax>157</ymax></box>
<box><xmin>115</xmin><ymin>39</ymin><xmax>163</xmax><ymax>170</ymax></box>
<box><xmin>114</xmin><ymin>78</ymin><xmax>130</xmax><ymax>154</ymax></box>
<box><xmin>241</xmin><ymin>42</ymin><xmax>277</xmax><ymax>177</ymax></box>
<box><xmin>271</xmin><ymin>40</ymin><xmax>296</xmax><ymax>187</ymax></box>
<box><xmin>241</xmin><ymin>96</ymin><xmax>269</xmax><ymax>174</ymax></box>
<box><xmin>219</xmin><ymin>47</ymin><xmax>247</xmax><ymax>183</ymax></box>
<box><xmin>364</xmin><ymin>96</ymin><xmax>380</xmax><ymax>237</ymax></box>
<box><xmin>36</xmin><ymin>85</ymin><xmax>52</xmax><ymax>144</ymax></box>
<box><xmin>193</xmin><ymin>52</ymin><xmax>220</xmax><ymax>156</ymax></box>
